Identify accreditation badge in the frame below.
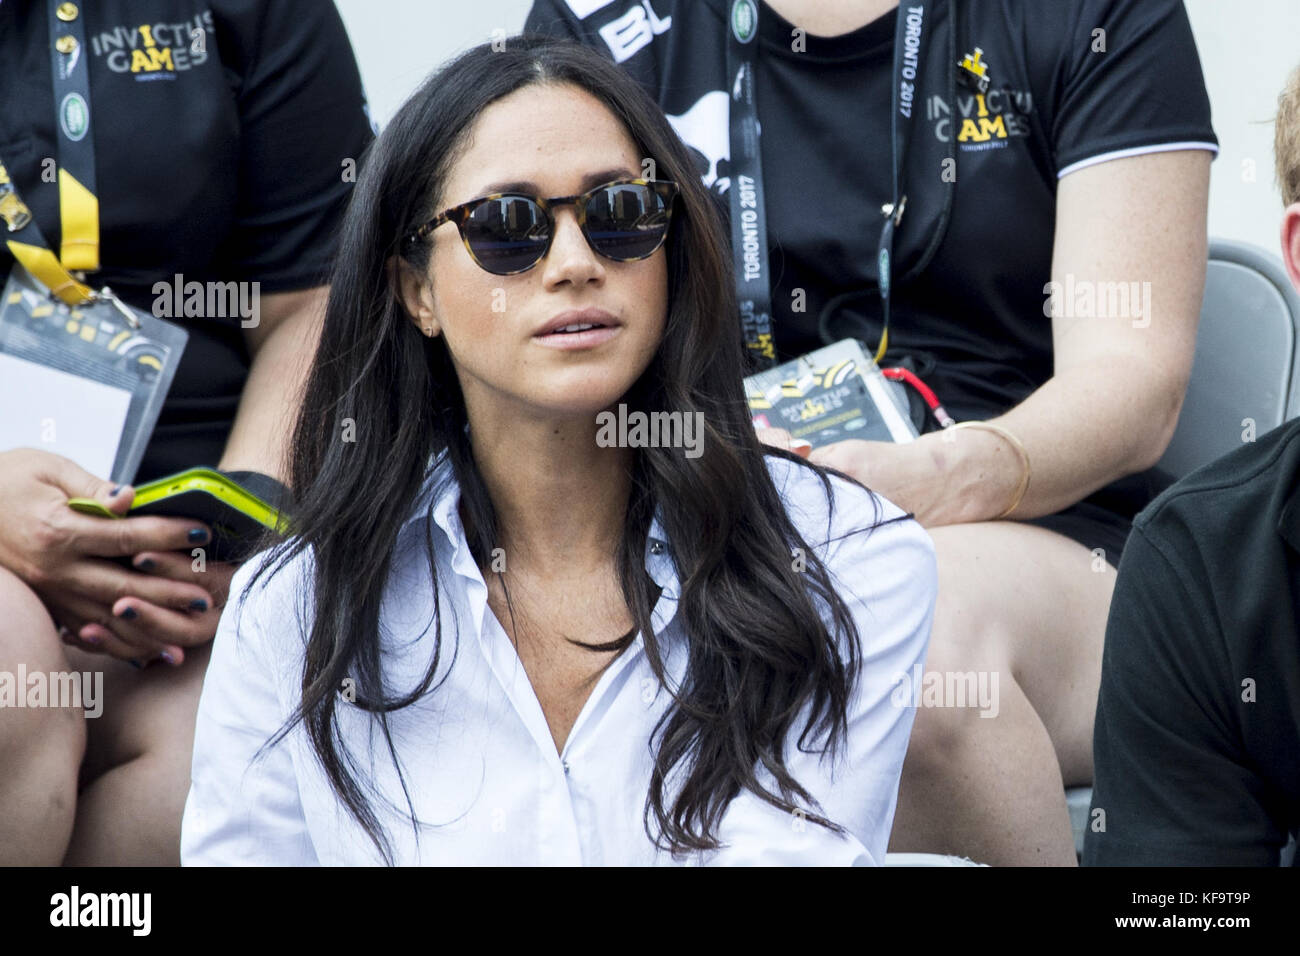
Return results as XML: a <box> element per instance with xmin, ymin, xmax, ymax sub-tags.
<box><xmin>744</xmin><ymin>339</ymin><xmax>918</xmax><ymax>448</ymax></box>
<box><xmin>0</xmin><ymin>263</ymin><xmax>188</xmax><ymax>483</ymax></box>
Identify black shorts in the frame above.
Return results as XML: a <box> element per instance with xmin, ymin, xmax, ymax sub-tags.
<box><xmin>1015</xmin><ymin>500</ymin><xmax>1133</xmax><ymax>569</ymax></box>
<box><xmin>905</xmin><ymin>381</ymin><xmax>1154</xmax><ymax>569</ymax></box>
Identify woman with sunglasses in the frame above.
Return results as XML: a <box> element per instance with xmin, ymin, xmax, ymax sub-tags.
<box><xmin>527</xmin><ymin>0</ymin><xmax>1216</xmax><ymax>864</ymax></box>
<box><xmin>180</xmin><ymin>36</ymin><xmax>936</xmax><ymax>865</ymax></box>
<box><xmin>0</xmin><ymin>0</ymin><xmax>373</xmax><ymax>866</ymax></box>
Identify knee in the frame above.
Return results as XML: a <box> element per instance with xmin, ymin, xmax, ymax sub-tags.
<box><xmin>0</xmin><ymin>566</ymin><xmax>86</xmax><ymax>862</ymax></box>
<box><xmin>902</xmin><ymin>684</ymin><xmax>984</xmax><ymax>773</ymax></box>
<box><xmin>900</xmin><ymin>630</ymin><xmax>1010</xmax><ymax>773</ymax></box>
<box><xmin>0</xmin><ymin>565</ymin><xmax>87</xmax><ymax>755</ymax></box>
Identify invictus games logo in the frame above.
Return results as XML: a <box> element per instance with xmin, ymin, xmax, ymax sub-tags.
<box><xmin>731</xmin><ymin>0</ymin><xmax>757</xmax><ymax>44</ymax></box>
<box><xmin>926</xmin><ymin>87</ymin><xmax>1034</xmax><ymax>150</ymax></box>
<box><xmin>89</xmin><ymin>11</ymin><xmax>215</xmax><ymax>78</ymax></box>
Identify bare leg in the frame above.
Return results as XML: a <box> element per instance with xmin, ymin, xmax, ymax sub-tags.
<box><xmin>63</xmin><ymin>641</ymin><xmax>211</xmax><ymax>866</ymax></box>
<box><xmin>888</xmin><ymin>521</ymin><xmax>1113</xmax><ymax>865</ymax></box>
<box><xmin>0</xmin><ymin>565</ymin><xmax>86</xmax><ymax>865</ymax></box>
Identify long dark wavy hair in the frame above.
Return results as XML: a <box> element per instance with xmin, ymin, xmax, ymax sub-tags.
<box><xmin>241</xmin><ymin>35</ymin><xmax>898</xmax><ymax>864</ymax></box>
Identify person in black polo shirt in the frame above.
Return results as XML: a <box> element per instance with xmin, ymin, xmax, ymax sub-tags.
<box><xmin>1085</xmin><ymin>66</ymin><xmax>1300</xmax><ymax>866</ymax></box>
<box><xmin>0</xmin><ymin>0</ymin><xmax>373</xmax><ymax>864</ymax></box>
<box><xmin>525</xmin><ymin>0</ymin><xmax>1216</xmax><ymax>863</ymax></box>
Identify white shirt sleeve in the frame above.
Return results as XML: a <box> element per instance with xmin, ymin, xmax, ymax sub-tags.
<box><xmin>181</xmin><ymin>559</ymin><xmax>319</xmax><ymax>866</ymax></box>
<box><xmin>707</xmin><ymin>480</ymin><xmax>937</xmax><ymax>866</ymax></box>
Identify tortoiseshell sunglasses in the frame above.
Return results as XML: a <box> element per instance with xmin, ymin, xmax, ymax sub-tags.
<box><xmin>403</xmin><ymin>178</ymin><xmax>679</xmax><ymax>276</ymax></box>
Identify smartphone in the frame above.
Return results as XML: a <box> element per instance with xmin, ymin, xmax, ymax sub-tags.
<box><xmin>67</xmin><ymin>467</ymin><xmax>290</xmax><ymax>563</ymax></box>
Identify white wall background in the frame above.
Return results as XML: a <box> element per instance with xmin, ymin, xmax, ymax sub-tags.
<box><xmin>1185</xmin><ymin>0</ymin><xmax>1298</xmax><ymax>255</ymax></box>
<box><xmin>335</xmin><ymin>0</ymin><xmax>1300</xmax><ymax>256</ymax></box>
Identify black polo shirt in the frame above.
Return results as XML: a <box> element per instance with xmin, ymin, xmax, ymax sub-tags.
<box><xmin>0</xmin><ymin>0</ymin><xmax>374</xmax><ymax>481</ymax></box>
<box><xmin>1085</xmin><ymin>417</ymin><xmax>1300</xmax><ymax>866</ymax></box>
<box><xmin>524</xmin><ymin>0</ymin><xmax>1218</xmax><ymax>546</ymax></box>
<box><xmin>525</xmin><ymin>0</ymin><xmax>1217</xmax><ymax>419</ymax></box>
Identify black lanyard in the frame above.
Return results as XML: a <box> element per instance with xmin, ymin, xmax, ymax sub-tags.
<box><xmin>725</xmin><ymin>0</ymin><xmax>954</xmax><ymax>368</ymax></box>
<box><xmin>47</xmin><ymin>0</ymin><xmax>99</xmax><ymax>273</ymax></box>
<box><xmin>0</xmin><ymin>0</ymin><xmax>123</xmax><ymax>315</ymax></box>
<box><xmin>877</xmin><ymin>0</ymin><xmax>930</xmax><ymax>362</ymax></box>
<box><xmin>725</xmin><ymin>0</ymin><xmax>776</xmax><ymax>369</ymax></box>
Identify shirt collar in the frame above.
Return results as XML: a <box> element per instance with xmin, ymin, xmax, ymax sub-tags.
<box><xmin>400</xmin><ymin>452</ymin><xmax>680</xmax><ymax>598</ymax></box>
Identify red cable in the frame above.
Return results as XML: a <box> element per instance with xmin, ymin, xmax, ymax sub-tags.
<box><xmin>881</xmin><ymin>366</ymin><xmax>956</xmax><ymax>429</ymax></box>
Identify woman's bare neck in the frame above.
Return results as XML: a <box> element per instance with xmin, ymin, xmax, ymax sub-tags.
<box><xmin>761</xmin><ymin>0</ymin><xmax>900</xmax><ymax>38</ymax></box>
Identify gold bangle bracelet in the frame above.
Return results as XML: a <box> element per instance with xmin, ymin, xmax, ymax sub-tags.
<box><xmin>949</xmin><ymin>421</ymin><xmax>1031</xmax><ymax>520</ymax></box>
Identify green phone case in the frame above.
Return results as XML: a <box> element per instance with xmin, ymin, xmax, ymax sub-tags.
<box><xmin>68</xmin><ymin>467</ymin><xmax>289</xmax><ymax>563</ymax></box>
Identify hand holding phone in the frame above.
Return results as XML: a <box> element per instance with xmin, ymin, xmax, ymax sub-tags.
<box><xmin>62</xmin><ymin>466</ymin><xmax>290</xmax><ymax>664</ymax></box>
<box><xmin>68</xmin><ymin>466</ymin><xmax>290</xmax><ymax>564</ymax></box>
<box><xmin>0</xmin><ymin>448</ymin><xmax>219</xmax><ymax>665</ymax></box>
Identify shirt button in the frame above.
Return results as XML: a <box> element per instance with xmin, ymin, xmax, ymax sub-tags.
<box><xmin>649</xmin><ymin>540</ymin><xmax>665</xmax><ymax>555</ymax></box>
<box><xmin>562</xmin><ymin>760</ymin><xmax>570</xmax><ymax>775</ymax></box>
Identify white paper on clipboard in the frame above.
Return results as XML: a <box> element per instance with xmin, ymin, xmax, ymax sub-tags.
<box><xmin>0</xmin><ymin>351</ymin><xmax>131</xmax><ymax>477</ymax></box>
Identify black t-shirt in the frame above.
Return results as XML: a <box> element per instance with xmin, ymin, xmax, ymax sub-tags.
<box><xmin>1084</xmin><ymin>418</ymin><xmax>1300</xmax><ymax>866</ymax></box>
<box><xmin>0</xmin><ymin>0</ymin><xmax>374</xmax><ymax>481</ymax></box>
<box><xmin>525</xmin><ymin>0</ymin><xmax>1218</xmax><ymax>520</ymax></box>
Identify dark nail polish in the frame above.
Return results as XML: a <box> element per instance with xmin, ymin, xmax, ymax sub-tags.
<box><xmin>118</xmin><ymin>605</ymin><xmax>138</xmax><ymax>620</ymax></box>
<box><xmin>160</xmin><ymin>651</ymin><xmax>178</xmax><ymax>666</ymax></box>
<box><xmin>188</xmin><ymin>528</ymin><xmax>209</xmax><ymax>544</ymax></box>
<box><xmin>109</xmin><ymin>485</ymin><xmax>122</xmax><ymax>496</ymax></box>
<box><xmin>129</xmin><ymin>659</ymin><xmax>144</xmax><ymax>669</ymax></box>
<box><xmin>135</xmin><ymin>557</ymin><xmax>155</xmax><ymax>572</ymax></box>
<box><xmin>189</xmin><ymin>598</ymin><xmax>208</xmax><ymax>612</ymax></box>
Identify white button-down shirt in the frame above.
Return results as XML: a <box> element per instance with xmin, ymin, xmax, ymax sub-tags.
<box><xmin>182</xmin><ymin>453</ymin><xmax>936</xmax><ymax>865</ymax></box>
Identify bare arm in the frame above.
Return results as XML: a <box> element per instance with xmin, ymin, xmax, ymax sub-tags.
<box><xmin>216</xmin><ymin>286</ymin><xmax>328</xmax><ymax>484</ymax></box>
<box><xmin>813</xmin><ymin>149</ymin><xmax>1211</xmax><ymax>527</ymax></box>
<box><xmin>983</xmin><ymin>149</ymin><xmax>1211</xmax><ymax>520</ymax></box>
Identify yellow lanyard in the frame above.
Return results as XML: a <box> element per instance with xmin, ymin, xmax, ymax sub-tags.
<box><xmin>1</xmin><ymin>0</ymin><xmax>101</xmax><ymax>305</ymax></box>
<box><xmin>2</xmin><ymin>167</ymin><xmax>99</xmax><ymax>305</ymax></box>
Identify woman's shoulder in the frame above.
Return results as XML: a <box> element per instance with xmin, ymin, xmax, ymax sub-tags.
<box><xmin>218</xmin><ymin>541</ymin><xmax>318</xmax><ymax>672</ymax></box>
<box><xmin>763</xmin><ymin>451</ymin><xmax>911</xmax><ymax>535</ymax></box>
<box><xmin>763</xmin><ymin>452</ymin><xmax>935</xmax><ymax>576</ymax></box>
<box><xmin>762</xmin><ymin>453</ymin><xmax>936</xmax><ymax>681</ymax></box>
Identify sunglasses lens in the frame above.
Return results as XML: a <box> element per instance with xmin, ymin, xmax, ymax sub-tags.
<box><xmin>584</xmin><ymin>182</ymin><xmax>674</xmax><ymax>261</ymax></box>
<box><xmin>462</xmin><ymin>196</ymin><xmax>550</xmax><ymax>274</ymax></box>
